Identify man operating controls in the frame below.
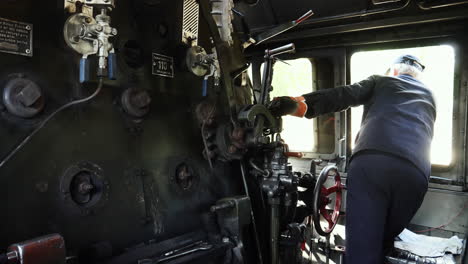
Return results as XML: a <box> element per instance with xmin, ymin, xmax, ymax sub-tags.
<box><xmin>268</xmin><ymin>55</ymin><xmax>436</xmax><ymax>264</ymax></box>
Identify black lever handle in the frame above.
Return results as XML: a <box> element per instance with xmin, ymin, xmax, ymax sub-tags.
<box><xmin>108</xmin><ymin>52</ymin><xmax>117</xmax><ymax>80</ymax></box>
<box><xmin>79</xmin><ymin>57</ymin><xmax>90</xmax><ymax>83</ymax></box>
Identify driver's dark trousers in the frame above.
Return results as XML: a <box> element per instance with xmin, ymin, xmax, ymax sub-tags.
<box><xmin>344</xmin><ymin>151</ymin><xmax>428</xmax><ymax>264</ymax></box>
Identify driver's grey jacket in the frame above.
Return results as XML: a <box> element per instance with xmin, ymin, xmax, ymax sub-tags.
<box><xmin>302</xmin><ymin>74</ymin><xmax>436</xmax><ymax>178</ymax></box>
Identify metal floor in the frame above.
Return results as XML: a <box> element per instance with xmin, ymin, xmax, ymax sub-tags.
<box><xmin>310</xmin><ymin>223</ymin><xmax>346</xmax><ymax>264</ymax></box>
<box><xmin>309</xmin><ymin>224</ymin><xmax>466</xmax><ymax>264</ymax></box>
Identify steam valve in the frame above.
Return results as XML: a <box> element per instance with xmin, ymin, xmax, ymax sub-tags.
<box><xmin>185</xmin><ymin>46</ymin><xmax>220</xmax><ymax>97</ymax></box>
<box><xmin>64</xmin><ymin>4</ymin><xmax>118</xmax><ymax>82</ymax></box>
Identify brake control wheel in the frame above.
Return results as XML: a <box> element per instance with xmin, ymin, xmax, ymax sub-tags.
<box><xmin>312</xmin><ymin>165</ymin><xmax>345</xmax><ymax>236</ymax></box>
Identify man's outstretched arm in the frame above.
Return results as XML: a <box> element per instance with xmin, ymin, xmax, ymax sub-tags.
<box><xmin>269</xmin><ymin>75</ymin><xmax>377</xmax><ymax>118</ymax></box>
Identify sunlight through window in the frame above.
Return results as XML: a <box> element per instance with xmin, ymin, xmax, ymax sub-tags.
<box><xmin>350</xmin><ymin>45</ymin><xmax>455</xmax><ymax>166</ymax></box>
<box><xmin>269</xmin><ymin>59</ymin><xmax>314</xmax><ymax>152</ymax></box>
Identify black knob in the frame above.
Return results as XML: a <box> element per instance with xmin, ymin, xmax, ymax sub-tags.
<box><xmin>2</xmin><ymin>77</ymin><xmax>44</xmax><ymax>118</ymax></box>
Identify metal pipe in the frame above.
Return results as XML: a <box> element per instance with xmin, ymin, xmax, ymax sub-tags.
<box><xmin>463</xmin><ymin>54</ymin><xmax>468</xmax><ymax>189</ymax></box>
<box><xmin>0</xmin><ymin>79</ymin><xmax>104</xmax><ymax>169</ymax></box>
<box><xmin>418</xmin><ymin>0</ymin><xmax>468</xmax><ymax>10</ymax></box>
<box><xmin>260</xmin><ymin>58</ymin><xmax>273</xmax><ymax>105</ymax></box>
<box><xmin>259</xmin><ymin>44</ymin><xmax>295</xmax><ymax>105</ymax></box>
<box><xmin>269</xmin><ymin>198</ymin><xmax>280</xmax><ymax>264</ymax></box>
<box><xmin>303</xmin><ymin>0</ymin><xmax>412</xmax><ymax>25</ymax></box>
<box><xmin>266</xmin><ymin>43</ymin><xmax>296</xmax><ymax>57</ymax></box>
<box><xmin>249</xmin><ymin>159</ymin><xmax>269</xmax><ymax>177</ymax></box>
<box><xmin>240</xmin><ymin>161</ymin><xmax>264</xmax><ymax>264</ymax></box>
<box><xmin>267</xmin><ymin>9</ymin><xmax>468</xmax><ymax>44</ymax></box>
<box><xmin>251</xmin><ymin>0</ymin><xmax>412</xmax><ymax>35</ymax></box>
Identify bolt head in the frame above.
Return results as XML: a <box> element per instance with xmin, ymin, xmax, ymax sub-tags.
<box><xmin>78</xmin><ymin>182</ymin><xmax>94</xmax><ymax>194</ymax></box>
<box><xmin>17</xmin><ymin>82</ymin><xmax>42</xmax><ymax>107</ymax></box>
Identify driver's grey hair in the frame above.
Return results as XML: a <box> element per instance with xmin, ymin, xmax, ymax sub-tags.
<box><xmin>389</xmin><ymin>63</ymin><xmax>422</xmax><ymax>79</ymax></box>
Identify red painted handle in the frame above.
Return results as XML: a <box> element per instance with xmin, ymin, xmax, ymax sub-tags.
<box><xmin>285</xmin><ymin>152</ymin><xmax>304</xmax><ymax>158</ymax></box>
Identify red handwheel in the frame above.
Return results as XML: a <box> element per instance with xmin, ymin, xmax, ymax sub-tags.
<box><xmin>313</xmin><ymin>165</ymin><xmax>345</xmax><ymax>236</ymax></box>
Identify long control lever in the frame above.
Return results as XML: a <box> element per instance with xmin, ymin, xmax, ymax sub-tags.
<box><xmin>260</xmin><ymin>43</ymin><xmax>296</xmax><ymax>105</ymax></box>
<box><xmin>236</xmin><ymin>43</ymin><xmax>296</xmax><ymax>146</ymax></box>
<box><xmin>244</xmin><ymin>10</ymin><xmax>314</xmax><ymax>48</ymax></box>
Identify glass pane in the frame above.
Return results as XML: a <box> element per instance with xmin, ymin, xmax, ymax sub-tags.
<box><xmin>269</xmin><ymin>59</ymin><xmax>314</xmax><ymax>152</ymax></box>
<box><xmin>350</xmin><ymin>45</ymin><xmax>455</xmax><ymax>166</ymax></box>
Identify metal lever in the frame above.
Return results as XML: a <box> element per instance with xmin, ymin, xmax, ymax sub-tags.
<box><xmin>295</xmin><ymin>10</ymin><xmax>315</xmax><ymax>24</ymax></box>
<box><xmin>285</xmin><ymin>152</ymin><xmax>304</xmax><ymax>158</ymax></box>
<box><xmin>2</xmin><ymin>234</ymin><xmax>66</xmax><ymax>264</ymax></box>
<box><xmin>156</xmin><ymin>242</ymin><xmax>213</xmax><ymax>263</ymax></box>
<box><xmin>265</xmin><ymin>43</ymin><xmax>296</xmax><ymax>58</ymax></box>
<box><xmin>252</xmin><ymin>10</ymin><xmax>313</xmax><ymax>46</ymax></box>
<box><xmin>259</xmin><ymin>43</ymin><xmax>295</xmax><ymax>105</ymax></box>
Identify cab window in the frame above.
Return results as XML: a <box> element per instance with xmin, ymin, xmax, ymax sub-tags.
<box><xmin>268</xmin><ymin>58</ymin><xmax>314</xmax><ymax>152</ymax></box>
<box><xmin>350</xmin><ymin>45</ymin><xmax>456</xmax><ymax>166</ymax></box>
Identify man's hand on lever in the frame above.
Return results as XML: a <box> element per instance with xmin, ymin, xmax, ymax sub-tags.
<box><xmin>268</xmin><ymin>96</ymin><xmax>308</xmax><ymax>117</ymax></box>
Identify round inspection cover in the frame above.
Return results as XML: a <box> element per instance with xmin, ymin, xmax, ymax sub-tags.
<box><xmin>169</xmin><ymin>160</ymin><xmax>201</xmax><ymax>195</ymax></box>
<box><xmin>121</xmin><ymin>88</ymin><xmax>151</xmax><ymax>117</ymax></box>
<box><xmin>175</xmin><ymin>163</ymin><xmax>195</xmax><ymax>190</ymax></box>
<box><xmin>61</xmin><ymin>162</ymin><xmax>109</xmax><ymax>209</ymax></box>
<box><xmin>3</xmin><ymin>77</ymin><xmax>45</xmax><ymax>118</ymax></box>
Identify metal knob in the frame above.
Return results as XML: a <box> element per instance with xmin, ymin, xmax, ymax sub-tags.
<box><xmin>3</xmin><ymin>77</ymin><xmax>44</xmax><ymax>118</ymax></box>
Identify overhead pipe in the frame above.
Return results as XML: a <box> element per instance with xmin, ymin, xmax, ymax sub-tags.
<box><xmin>251</xmin><ymin>0</ymin><xmax>412</xmax><ymax>35</ymax></box>
<box><xmin>293</xmin><ymin>0</ymin><xmax>412</xmax><ymax>26</ymax></box>
<box><xmin>417</xmin><ymin>0</ymin><xmax>468</xmax><ymax>10</ymax></box>
<box><xmin>262</xmin><ymin>8</ymin><xmax>468</xmax><ymax>44</ymax></box>
<box><xmin>251</xmin><ymin>0</ymin><xmax>468</xmax><ymax>37</ymax></box>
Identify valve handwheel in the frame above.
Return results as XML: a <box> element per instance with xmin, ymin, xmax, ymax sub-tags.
<box><xmin>313</xmin><ymin>165</ymin><xmax>345</xmax><ymax>236</ymax></box>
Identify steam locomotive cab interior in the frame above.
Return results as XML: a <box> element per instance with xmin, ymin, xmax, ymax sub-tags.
<box><xmin>0</xmin><ymin>0</ymin><xmax>467</xmax><ymax>263</ymax></box>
